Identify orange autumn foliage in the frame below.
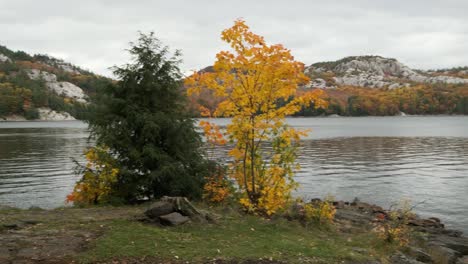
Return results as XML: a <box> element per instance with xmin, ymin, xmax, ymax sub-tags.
<box><xmin>186</xmin><ymin>19</ymin><xmax>327</xmax><ymax>215</ymax></box>
<box><xmin>66</xmin><ymin>146</ymin><xmax>119</xmax><ymax>205</ymax></box>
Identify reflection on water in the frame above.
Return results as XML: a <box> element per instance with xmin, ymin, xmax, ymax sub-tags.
<box><xmin>296</xmin><ymin>137</ymin><xmax>468</xmax><ymax>233</ymax></box>
<box><xmin>0</xmin><ymin>122</ymin><xmax>89</xmax><ymax>209</ymax></box>
<box><xmin>0</xmin><ymin>117</ymin><xmax>467</xmax><ymax>233</ymax></box>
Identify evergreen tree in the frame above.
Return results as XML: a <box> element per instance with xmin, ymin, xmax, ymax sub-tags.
<box><xmin>88</xmin><ymin>33</ymin><xmax>208</xmax><ymax>202</ymax></box>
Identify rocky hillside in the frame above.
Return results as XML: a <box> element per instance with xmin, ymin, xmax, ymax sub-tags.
<box><xmin>0</xmin><ymin>45</ymin><xmax>112</xmax><ymax>121</ymax></box>
<box><xmin>303</xmin><ymin>55</ymin><xmax>468</xmax><ymax>89</ymax></box>
<box><xmin>187</xmin><ymin>56</ymin><xmax>468</xmax><ymax>117</ymax></box>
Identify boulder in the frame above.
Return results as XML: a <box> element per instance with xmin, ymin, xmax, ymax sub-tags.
<box><xmin>332</xmin><ymin>200</ymin><xmax>346</xmax><ymax>209</ymax></box>
<box><xmin>37</xmin><ymin>107</ymin><xmax>76</xmax><ymax>121</ymax></box>
<box><xmin>408</xmin><ymin>218</ymin><xmax>444</xmax><ymax>229</ymax></box>
<box><xmin>159</xmin><ymin>212</ymin><xmax>190</xmax><ymax>226</ymax></box>
<box><xmin>427</xmin><ymin>245</ymin><xmax>460</xmax><ymax>264</ymax></box>
<box><xmin>390</xmin><ymin>252</ymin><xmax>426</xmax><ymax>264</ymax></box>
<box><xmin>406</xmin><ymin>247</ymin><xmax>433</xmax><ymax>263</ymax></box>
<box><xmin>145</xmin><ymin>201</ymin><xmax>174</xmax><ymax>219</ymax></box>
<box><xmin>430</xmin><ymin>235</ymin><xmax>468</xmax><ymax>255</ymax></box>
<box><xmin>456</xmin><ymin>256</ymin><xmax>468</xmax><ymax>264</ymax></box>
<box><xmin>0</xmin><ymin>53</ymin><xmax>11</xmax><ymax>63</ymax></box>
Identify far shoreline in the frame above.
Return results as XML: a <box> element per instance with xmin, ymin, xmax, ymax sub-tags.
<box><xmin>2</xmin><ymin>114</ymin><xmax>468</xmax><ymax>123</ymax></box>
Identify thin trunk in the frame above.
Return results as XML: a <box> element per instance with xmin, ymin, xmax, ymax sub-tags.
<box><xmin>250</xmin><ymin>117</ymin><xmax>256</xmax><ymax>203</ymax></box>
<box><xmin>242</xmin><ymin>141</ymin><xmax>251</xmax><ymax>200</ymax></box>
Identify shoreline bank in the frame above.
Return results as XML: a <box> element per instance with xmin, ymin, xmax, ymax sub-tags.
<box><xmin>1</xmin><ymin>199</ymin><xmax>467</xmax><ymax>263</ymax></box>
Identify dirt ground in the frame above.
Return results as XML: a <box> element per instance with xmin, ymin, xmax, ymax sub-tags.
<box><xmin>0</xmin><ymin>206</ymin><xmax>144</xmax><ymax>264</ymax></box>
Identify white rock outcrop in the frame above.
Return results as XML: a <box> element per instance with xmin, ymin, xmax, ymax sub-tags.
<box><xmin>47</xmin><ymin>82</ymin><xmax>87</xmax><ymax>103</ymax></box>
<box><xmin>27</xmin><ymin>69</ymin><xmax>58</xmax><ymax>82</ymax></box>
<box><xmin>425</xmin><ymin>75</ymin><xmax>468</xmax><ymax>84</ymax></box>
<box><xmin>0</xmin><ymin>53</ymin><xmax>11</xmax><ymax>63</ymax></box>
<box><xmin>27</xmin><ymin>69</ymin><xmax>87</xmax><ymax>103</ymax></box>
<box><xmin>306</xmin><ymin>56</ymin><xmax>468</xmax><ymax>88</ymax></box>
<box><xmin>303</xmin><ymin>78</ymin><xmax>336</xmax><ymax>89</ymax></box>
<box><xmin>37</xmin><ymin>107</ymin><xmax>76</xmax><ymax>121</ymax></box>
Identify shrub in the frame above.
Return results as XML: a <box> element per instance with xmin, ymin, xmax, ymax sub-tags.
<box><xmin>377</xmin><ymin>200</ymin><xmax>414</xmax><ymax>246</ymax></box>
<box><xmin>202</xmin><ymin>163</ymin><xmax>232</xmax><ymax>204</ymax></box>
<box><xmin>303</xmin><ymin>197</ymin><xmax>336</xmax><ymax>225</ymax></box>
<box><xmin>24</xmin><ymin>107</ymin><xmax>39</xmax><ymax>120</ymax></box>
<box><xmin>67</xmin><ymin>146</ymin><xmax>119</xmax><ymax>206</ymax></box>
<box><xmin>288</xmin><ymin>197</ymin><xmax>336</xmax><ymax>226</ymax></box>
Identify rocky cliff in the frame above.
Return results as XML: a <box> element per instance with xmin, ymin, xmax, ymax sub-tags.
<box><xmin>0</xmin><ymin>45</ymin><xmax>112</xmax><ymax>121</ymax></box>
<box><xmin>304</xmin><ymin>55</ymin><xmax>468</xmax><ymax>89</ymax></box>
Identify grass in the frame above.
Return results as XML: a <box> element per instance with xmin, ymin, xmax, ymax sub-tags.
<box><xmin>1</xmin><ymin>205</ymin><xmax>399</xmax><ymax>263</ymax></box>
<box><xmin>78</xmin><ymin>208</ymin><xmax>396</xmax><ymax>263</ymax></box>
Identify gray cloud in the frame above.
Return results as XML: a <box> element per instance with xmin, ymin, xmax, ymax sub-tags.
<box><xmin>1</xmin><ymin>0</ymin><xmax>467</xmax><ymax>77</ymax></box>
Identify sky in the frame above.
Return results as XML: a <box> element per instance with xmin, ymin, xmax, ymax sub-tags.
<box><xmin>1</xmin><ymin>0</ymin><xmax>467</xmax><ymax>77</ymax></box>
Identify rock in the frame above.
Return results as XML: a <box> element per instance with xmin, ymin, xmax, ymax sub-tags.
<box><xmin>27</xmin><ymin>69</ymin><xmax>88</xmax><ymax>103</ymax></box>
<box><xmin>408</xmin><ymin>218</ymin><xmax>444</xmax><ymax>229</ymax></box>
<box><xmin>37</xmin><ymin>107</ymin><xmax>75</xmax><ymax>121</ymax></box>
<box><xmin>333</xmin><ymin>200</ymin><xmax>346</xmax><ymax>209</ymax></box>
<box><xmin>456</xmin><ymin>256</ymin><xmax>468</xmax><ymax>264</ymax></box>
<box><xmin>407</xmin><ymin>247</ymin><xmax>433</xmax><ymax>263</ymax></box>
<box><xmin>335</xmin><ymin>208</ymin><xmax>374</xmax><ymax>226</ymax></box>
<box><xmin>352</xmin><ymin>247</ymin><xmax>369</xmax><ymax>254</ymax></box>
<box><xmin>390</xmin><ymin>252</ymin><xmax>426</xmax><ymax>264</ymax></box>
<box><xmin>440</xmin><ymin>229</ymin><xmax>463</xmax><ymax>238</ymax></box>
<box><xmin>307</xmin><ymin>56</ymin><xmax>468</xmax><ymax>88</ymax></box>
<box><xmin>21</xmin><ymin>219</ymin><xmax>41</xmax><ymax>225</ymax></box>
<box><xmin>426</xmin><ymin>75</ymin><xmax>468</xmax><ymax>85</ymax></box>
<box><xmin>430</xmin><ymin>235</ymin><xmax>468</xmax><ymax>255</ymax></box>
<box><xmin>2</xmin><ymin>223</ymin><xmax>20</xmax><ymax>230</ymax></box>
<box><xmin>310</xmin><ymin>198</ymin><xmax>322</xmax><ymax>203</ymax></box>
<box><xmin>303</xmin><ymin>78</ymin><xmax>336</xmax><ymax>89</ymax></box>
<box><xmin>27</xmin><ymin>69</ymin><xmax>58</xmax><ymax>82</ymax></box>
<box><xmin>0</xmin><ymin>53</ymin><xmax>11</xmax><ymax>63</ymax></box>
<box><xmin>46</xmin><ymin>82</ymin><xmax>87</xmax><ymax>103</ymax></box>
<box><xmin>159</xmin><ymin>212</ymin><xmax>190</xmax><ymax>226</ymax></box>
<box><xmin>389</xmin><ymin>83</ymin><xmax>402</xmax><ymax>89</ymax></box>
<box><xmin>144</xmin><ymin>201</ymin><xmax>174</xmax><ymax>219</ymax></box>
<box><xmin>427</xmin><ymin>245</ymin><xmax>460</xmax><ymax>264</ymax></box>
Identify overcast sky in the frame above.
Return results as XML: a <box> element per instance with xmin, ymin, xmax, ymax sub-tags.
<box><xmin>1</xmin><ymin>0</ymin><xmax>467</xmax><ymax>77</ymax></box>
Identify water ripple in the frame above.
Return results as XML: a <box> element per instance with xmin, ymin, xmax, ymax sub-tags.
<box><xmin>1</xmin><ymin>118</ymin><xmax>468</xmax><ymax>234</ymax></box>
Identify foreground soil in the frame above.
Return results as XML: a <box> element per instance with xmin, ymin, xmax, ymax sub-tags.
<box><xmin>0</xmin><ymin>202</ymin><xmax>467</xmax><ymax>264</ymax></box>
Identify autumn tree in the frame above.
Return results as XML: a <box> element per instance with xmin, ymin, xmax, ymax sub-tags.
<box><xmin>186</xmin><ymin>20</ymin><xmax>327</xmax><ymax>215</ymax></box>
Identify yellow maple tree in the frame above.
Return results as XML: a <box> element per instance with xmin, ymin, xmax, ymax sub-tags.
<box><xmin>186</xmin><ymin>19</ymin><xmax>327</xmax><ymax>215</ymax></box>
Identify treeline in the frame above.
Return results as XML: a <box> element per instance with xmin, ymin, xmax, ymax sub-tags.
<box><xmin>187</xmin><ymin>84</ymin><xmax>468</xmax><ymax>117</ymax></box>
<box><xmin>295</xmin><ymin>84</ymin><xmax>468</xmax><ymax>116</ymax></box>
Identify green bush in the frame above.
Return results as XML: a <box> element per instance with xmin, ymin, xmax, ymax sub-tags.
<box><xmin>24</xmin><ymin>107</ymin><xmax>39</xmax><ymax>120</ymax></box>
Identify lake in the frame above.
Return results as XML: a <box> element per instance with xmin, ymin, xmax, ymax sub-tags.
<box><xmin>0</xmin><ymin>116</ymin><xmax>467</xmax><ymax>233</ymax></box>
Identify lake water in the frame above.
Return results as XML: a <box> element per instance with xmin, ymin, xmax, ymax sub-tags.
<box><xmin>0</xmin><ymin>117</ymin><xmax>467</xmax><ymax>233</ymax></box>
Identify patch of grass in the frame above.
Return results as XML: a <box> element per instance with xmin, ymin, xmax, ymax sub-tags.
<box><xmin>80</xmin><ymin>212</ymin><xmax>395</xmax><ymax>263</ymax></box>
